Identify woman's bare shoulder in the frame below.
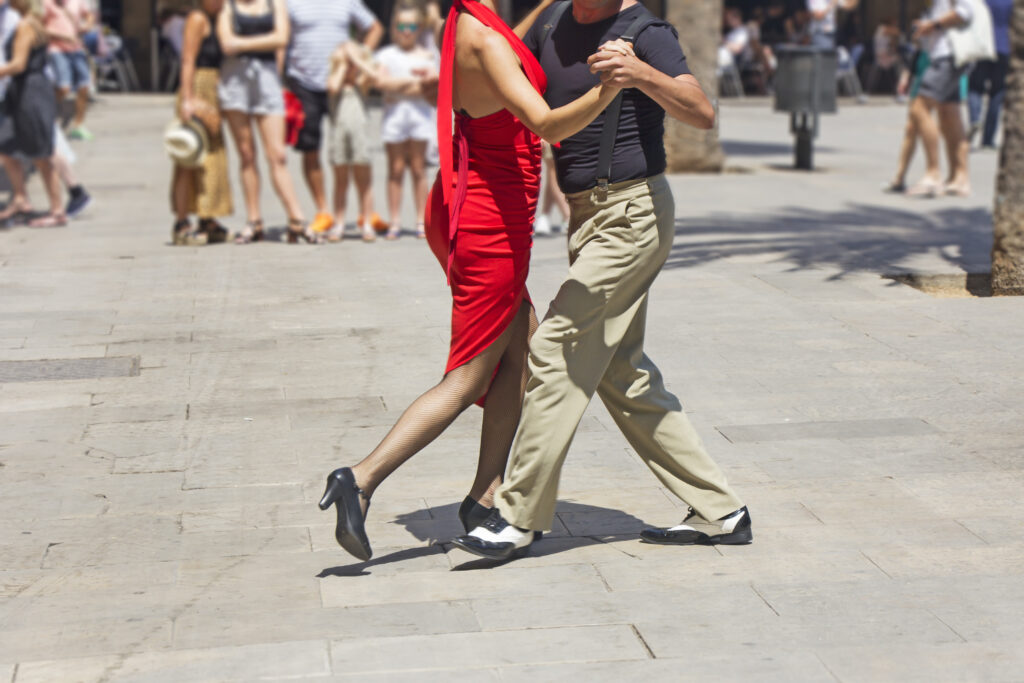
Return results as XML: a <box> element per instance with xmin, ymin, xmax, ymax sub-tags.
<box><xmin>456</xmin><ymin>12</ymin><xmax>502</xmax><ymax>50</ymax></box>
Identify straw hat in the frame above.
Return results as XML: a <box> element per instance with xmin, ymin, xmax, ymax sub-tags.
<box><xmin>163</xmin><ymin>117</ymin><xmax>209</xmax><ymax>168</ymax></box>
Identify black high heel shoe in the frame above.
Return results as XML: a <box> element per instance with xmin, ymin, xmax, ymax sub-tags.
<box><xmin>318</xmin><ymin>468</ymin><xmax>372</xmax><ymax>561</ymax></box>
<box><xmin>458</xmin><ymin>496</ymin><xmax>492</xmax><ymax>534</ymax></box>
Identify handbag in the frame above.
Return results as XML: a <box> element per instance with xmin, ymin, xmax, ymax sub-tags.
<box><xmin>948</xmin><ymin>0</ymin><xmax>996</xmax><ymax>68</ymax></box>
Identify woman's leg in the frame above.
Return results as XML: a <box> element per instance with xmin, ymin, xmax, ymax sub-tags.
<box><xmin>938</xmin><ymin>102</ymin><xmax>969</xmax><ymax>189</ymax></box>
<box><xmin>172</xmin><ymin>166</ymin><xmax>194</xmax><ymax>222</ymax></box>
<box><xmin>348</xmin><ymin>312</ymin><xmax>525</xmax><ymax>514</ymax></box>
<box><xmin>224</xmin><ymin>111</ymin><xmax>261</xmax><ymax>223</ymax></box>
<box><xmin>33</xmin><ymin>156</ymin><xmax>63</xmax><ymax>216</ymax></box>
<box><xmin>407</xmin><ymin>140</ymin><xmax>428</xmax><ymax>229</ymax></box>
<box><xmin>0</xmin><ymin>154</ymin><xmax>31</xmax><ymax>218</ymax></box>
<box><xmin>891</xmin><ymin>113</ymin><xmax>919</xmax><ymax>187</ymax></box>
<box><xmin>471</xmin><ymin>302</ymin><xmax>537</xmax><ymax>507</ymax></box>
<box><xmin>386</xmin><ymin>142</ymin><xmax>407</xmax><ymax>231</ymax></box>
<box><xmin>256</xmin><ymin>114</ymin><xmax>305</xmax><ymax>222</ymax></box>
<box><xmin>909</xmin><ymin>96</ymin><xmax>942</xmax><ymax>186</ymax></box>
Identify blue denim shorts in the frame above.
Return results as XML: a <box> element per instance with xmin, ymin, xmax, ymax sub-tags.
<box><xmin>50</xmin><ymin>50</ymin><xmax>92</xmax><ymax>90</ymax></box>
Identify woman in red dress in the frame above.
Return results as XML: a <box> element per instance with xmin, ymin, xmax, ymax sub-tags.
<box><xmin>317</xmin><ymin>0</ymin><xmax>623</xmax><ymax>562</ymax></box>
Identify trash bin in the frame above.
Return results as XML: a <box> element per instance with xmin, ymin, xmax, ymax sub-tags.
<box><xmin>774</xmin><ymin>46</ymin><xmax>838</xmax><ymax>170</ymax></box>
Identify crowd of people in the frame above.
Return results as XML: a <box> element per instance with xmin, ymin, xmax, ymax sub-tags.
<box><xmin>720</xmin><ymin>0</ymin><xmax>1012</xmax><ymax>199</ymax></box>
<box><xmin>0</xmin><ymin>0</ymin><xmax>95</xmax><ymax>228</ymax></box>
<box><xmin>163</xmin><ymin>0</ymin><xmax>576</xmax><ymax>246</ymax></box>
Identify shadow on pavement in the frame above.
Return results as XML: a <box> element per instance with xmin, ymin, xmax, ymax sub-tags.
<box><xmin>668</xmin><ymin>203</ymin><xmax>992</xmax><ymax>278</ymax></box>
<box><xmin>317</xmin><ymin>500</ymin><xmax>653</xmax><ymax>575</ymax></box>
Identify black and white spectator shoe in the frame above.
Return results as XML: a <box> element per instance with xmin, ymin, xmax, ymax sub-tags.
<box><xmin>451</xmin><ymin>508</ymin><xmax>534</xmax><ymax>561</ymax></box>
<box><xmin>640</xmin><ymin>506</ymin><xmax>752</xmax><ymax>546</ymax></box>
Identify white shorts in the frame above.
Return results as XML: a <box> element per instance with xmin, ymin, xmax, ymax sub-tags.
<box><xmin>381</xmin><ymin>99</ymin><xmax>434</xmax><ymax>144</ymax></box>
<box><xmin>218</xmin><ymin>56</ymin><xmax>284</xmax><ymax>116</ymax></box>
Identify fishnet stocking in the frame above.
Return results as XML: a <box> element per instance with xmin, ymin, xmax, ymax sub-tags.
<box><xmin>350</xmin><ymin>302</ymin><xmax>534</xmax><ymax>515</ymax></box>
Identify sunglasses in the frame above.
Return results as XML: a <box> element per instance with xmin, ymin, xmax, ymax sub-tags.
<box><xmin>396</xmin><ymin>22</ymin><xmax>420</xmax><ymax>32</ymax></box>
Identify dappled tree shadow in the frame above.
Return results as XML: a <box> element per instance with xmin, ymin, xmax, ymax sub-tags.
<box><xmin>667</xmin><ymin>203</ymin><xmax>992</xmax><ymax>278</ymax></box>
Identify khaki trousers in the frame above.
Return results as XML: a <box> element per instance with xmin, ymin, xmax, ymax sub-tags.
<box><xmin>495</xmin><ymin>175</ymin><xmax>744</xmax><ymax>531</ymax></box>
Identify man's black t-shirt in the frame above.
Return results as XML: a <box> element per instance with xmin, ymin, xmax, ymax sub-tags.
<box><xmin>523</xmin><ymin>2</ymin><xmax>690</xmax><ymax>194</ymax></box>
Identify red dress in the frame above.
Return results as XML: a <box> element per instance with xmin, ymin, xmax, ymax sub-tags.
<box><xmin>425</xmin><ymin>0</ymin><xmax>546</xmax><ymax>400</ymax></box>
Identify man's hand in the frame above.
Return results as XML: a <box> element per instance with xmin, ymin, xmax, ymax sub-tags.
<box><xmin>587</xmin><ymin>39</ymin><xmax>648</xmax><ymax>89</ymax></box>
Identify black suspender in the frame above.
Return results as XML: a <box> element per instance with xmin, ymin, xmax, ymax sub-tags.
<box><xmin>596</xmin><ymin>13</ymin><xmax>652</xmax><ymax>191</ymax></box>
<box><xmin>538</xmin><ymin>3</ymin><xmax>656</xmax><ymax>192</ymax></box>
<box><xmin>538</xmin><ymin>0</ymin><xmax>570</xmax><ymax>56</ymax></box>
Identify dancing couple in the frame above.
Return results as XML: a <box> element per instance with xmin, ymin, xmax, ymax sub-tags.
<box><xmin>318</xmin><ymin>0</ymin><xmax>751</xmax><ymax>564</ymax></box>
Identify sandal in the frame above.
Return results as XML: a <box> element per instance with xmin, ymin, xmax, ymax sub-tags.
<box><xmin>234</xmin><ymin>219</ymin><xmax>264</xmax><ymax>244</ymax></box>
<box><xmin>172</xmin><ymin>218</ymin><xmax>208</xmax><ymax>245</ymax></box>
<box><xmin>416</xmin><ymin>222</ymin><xmax>426</xmax><ymax>240</ymax></box>
<box><xmin>359</xmin><ymin>220</ymin><xmax>376</xmax><ymax>243</ymax></box>
<box><xmin>385</xmin><ymin>224</ymin><xmax>401</xmax><ymax>241</ymax></box>
<box><xmin>199</xmin><ymin>218</ymin><xmax>230</xmax><ymax>244</ymax></box>
<box><xmin>905</xmin><ymin>179</ymin><xmax>941</xmax><ymax>198</ymax></box>
<box><xmin>0</xmin><ymin>201</ymin><xmax>33</xmax><ymax>224</ymax></box>
<box><xmin>30</xmin><ymin>213</ymin><xmax>68</xmax><ymax>228</ymax></box>
<box><xmin>881</xmin><ymin>180</ymin><xmax>906</xmax><ymax>194</ymax></box>
<box><xmin>286</xmin><ymin>218</ymin><xmax>324</xmax><ymax>244</ymax></box>
<box><xmin>943</xmin><ymin>182</ymin><xmax>971</xmax><ymax>198</ymax></box>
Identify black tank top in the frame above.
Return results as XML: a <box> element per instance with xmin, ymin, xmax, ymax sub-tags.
<box><xmin>230</xmin><ymin>0</ymin><xmax>275</xmax><ymax>61</ymax></box>
<box><xmin>195</xmin><ymin>11</ymin><xmax>222</xmax><ymax>69</ymax></box>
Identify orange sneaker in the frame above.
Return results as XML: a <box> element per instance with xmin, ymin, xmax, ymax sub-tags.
<box><xmin>310</xmin><ymin>212</ymin><xmax>335</xmax><ymax>235</ymax></box>
<box><xmin>360</xmin><ymin>213</ymin><xmax>389</xmax><ymax>234</ymax></box>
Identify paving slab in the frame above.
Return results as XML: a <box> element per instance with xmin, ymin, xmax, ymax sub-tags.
<box><xmin>0</xmin><ymin>94</ymin><xmax>1021</xmax><ymax>679</ymax></box>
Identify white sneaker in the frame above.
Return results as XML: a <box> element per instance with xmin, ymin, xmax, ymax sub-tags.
<box><xmin>534</xmin><ymin>214</ymin><xmax>553</xmax><ymax>236</ymax></box>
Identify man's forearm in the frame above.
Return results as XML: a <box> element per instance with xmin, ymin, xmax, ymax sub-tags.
<box><xmin>638</xmin><ymin>69</ymin><xmax>714</xmax><ymax>130</ymax></box>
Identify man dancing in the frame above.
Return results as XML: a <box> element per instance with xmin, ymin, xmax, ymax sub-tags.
<box><xmin>454</xmin><ymin>0</ymin><xmax>751</xmax><ymax>561</ymax></box>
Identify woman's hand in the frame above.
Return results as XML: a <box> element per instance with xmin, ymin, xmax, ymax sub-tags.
<box><xmin>587</xmin><ymin>39</ymin><xmax>644</xmax><ymax>90</ymax></box>
<box><xmin>220</xmin><ymin>35</ymin><xmax>241</xmax><ymax>57</ymax></box>
<box><xmin>179</xmin><ymin>98</ymin><xmax>197</xmax><ymax>121</ymax></box>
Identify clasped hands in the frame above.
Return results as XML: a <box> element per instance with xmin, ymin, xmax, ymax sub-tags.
<box><xmin>587</xmin><ymin>39</ymin><xmax>649</xmax><ymax>89</ymax></box>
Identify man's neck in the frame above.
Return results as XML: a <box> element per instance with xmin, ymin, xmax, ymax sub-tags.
<box><xmin>572</xmin><ymin>0</ymin><xmax>637</xmax><ymax>25</ymax></box>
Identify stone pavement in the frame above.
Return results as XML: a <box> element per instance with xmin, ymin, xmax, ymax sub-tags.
<box><xmin>1</xmin><ymin>94</ymin><xmax>1022</xmax><ymax>682</ymax></box>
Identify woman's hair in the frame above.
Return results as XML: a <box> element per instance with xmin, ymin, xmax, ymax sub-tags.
<box><xmin>10</xmin><ymin>0</ymin><xmax>44</xmax><ymax>17</ymax></box>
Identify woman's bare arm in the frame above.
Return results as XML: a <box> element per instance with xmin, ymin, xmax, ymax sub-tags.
<box><xmin>473</xmin><ymin>29</ymin><xmax>620</xmax><ymax>144</ymax></box>
<box><xmin>219</xmin><ymin>1</ymin><xmax>290</xmax><ymax>56</ymax></box>
<box><xmin>177</xmin><ymin>11</ymin><xmax>204</xmax><ymax>117</ymax></box>
<box><xmin>0</xmin><ymin>23</ymin><xmax>34</xmax><ymax>78</ymax></box>
<box><xmin>513</xmin><ymin>0</ymin><xmax>557</xmax><ymax>39</ymax></box>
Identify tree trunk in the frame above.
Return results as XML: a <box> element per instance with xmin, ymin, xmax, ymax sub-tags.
<box><xmin>663</xmin><ymin>0</ymin><xmax>726</xmax><ymax>173</ymax></box>
<box><xmin>992</xmin><ymin>2</ymin><xmax>1024</xmax><ymax>296</ymax></box>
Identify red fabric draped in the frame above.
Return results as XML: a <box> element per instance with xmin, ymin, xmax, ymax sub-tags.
<box><xmin>424</xmin><ymin>0</ymin><xmax>548</xmax><ymax>404</ymax></box>
<box><xmin>436</xmin><ymin>0</ymin><xmax>547</xmax><ymax>279</ymax></box>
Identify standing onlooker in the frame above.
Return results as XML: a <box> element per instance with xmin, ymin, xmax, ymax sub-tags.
<box><xmin>0</xmin><ymin>0</ymin><xmax>29</xmax><ymax>224</ymax></box>
<box><xmin>325</xmin><ymin>42</ymin><xmax>385</xmax><ymax>242</ymax></box>
<box><xmin>0</xmin><ymin>0</ymin><xmax>65</xmax><ymax>226</ymax></box>
<box><xmin>285</xmin><ymin>0</ymin><xmax>383</xmax><ymax>239</ymax></box>
<box><xmin>218</xmin><ymin>0</ymin><xmax>314</xmax><ymax>243</ymax></box>
<box><xmin>907</xmin><ymin>0</ymin><xmax>974</xmax><ymax>197</ymax></box>
<box><xmin>171</xmin><ymin>0</ymin><xmax>232</xmax><ymax>246</ymax></box>
<box><xmin>967</xmin><ymin>0</ymin><xmax>1012</xmax><ymax>150</ymax></box>
<box><xmin>806</xmin><ymin>0</ymin><xmax>860</xmax><ymax>49</ymax></box>
<box><xmin>374</xmin><ymin>1</ymin><xmax>438</xmax><ymax>240</ymax></box>
<box><xmin>43</xmin><ymin>0</ymin><xmax>93</xmax><ymax>140</ymax></box>
<box><xmin>532</xmin><ymin>141</ymin><xmax>569</xmax><ymax>237</ymax></box>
